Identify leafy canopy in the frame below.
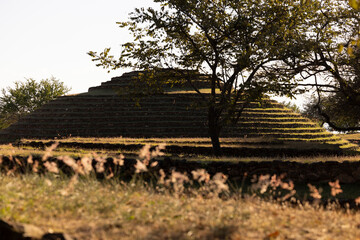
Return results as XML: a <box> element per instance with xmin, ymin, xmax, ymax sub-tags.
<box><xmin>0</xmin><ymin>77</ymin><xmax>71</xmax><ymax>129</ymax></box>
<box><xmin>291</xmin><ymin>0</ymin><xmax>360</xmax><ymax>131</ymax></box>
<box><xmin>89</xmin><ymin>0</ymin><xmax>320</xmax><ymax>99</ymax></box>
<box><xmin>88</xmin><ymin>0</ymin><xmax>325</xmax><ymax>154</ymax></box>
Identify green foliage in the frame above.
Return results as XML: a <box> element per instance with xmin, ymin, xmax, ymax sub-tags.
<box><xmin>0</xmin><ymin>77</ymin><xmax>70</xmax><ymax>129</ymax></box>
<box><xmin>293</xmin><ymin>0</ymin><xmax>360</xmax><ymax>131</ymax></box>
<box><xmin>281</xmin><ymin>101</ymin><xmax>301</xmax><ymax>114</ymax></box>
<box><xmin>303</xmin><ymin>92</ymin><xmax>360</xmax><ymax>131</ymax></box>
<box><xmin>89</xmin><ymin>0</ymin><xmax>318</xmax><ymax>97</ymax></box>
<box><xmin>349</xmin><ymin>0</ymin><xmax>360</xmax><ymax>9</ymax></box>
<box><xmin>88</xmin><ymin>0</ymin><xmax>324</xmax><ymax>154</ymax></box>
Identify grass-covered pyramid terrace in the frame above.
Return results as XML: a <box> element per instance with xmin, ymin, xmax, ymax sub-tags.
<box><xmin>0</xmin><ymin>70</ymin><xmax>358</xmax><ymax>156</ymax></box>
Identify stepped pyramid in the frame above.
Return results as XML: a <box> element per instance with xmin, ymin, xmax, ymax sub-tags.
<box><xmin>0</xmin><ymin>69</ymin><xmax>355</xmax><ymax>151</ymax></box>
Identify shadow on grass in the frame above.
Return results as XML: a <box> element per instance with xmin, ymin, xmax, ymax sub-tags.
<box><xmin>144</xmin><ymin>224</ymin><xmax>239</xmax><ymax>240</ymax></box>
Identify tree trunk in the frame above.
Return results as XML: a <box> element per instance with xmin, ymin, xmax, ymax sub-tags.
<box><xmin>208</xmin><ymin>105</ymin><xmax>222</xmax><ymax>156</ymax></box>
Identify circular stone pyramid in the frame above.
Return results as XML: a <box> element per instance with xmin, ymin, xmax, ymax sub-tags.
<box><xmin>0</xmin><ymin>69</ymin><xmax>355</xmax><ymax>151</ymax></box>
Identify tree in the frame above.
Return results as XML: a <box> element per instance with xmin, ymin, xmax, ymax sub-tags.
<box><xmin>284</xmin><ymin>0</ymin><xmax>360</xmax><ymax>131</ymax></box>
<box><xmin>303</xmin><ymin>91</ymin><xmax>360</xmax><ymax>131</ymax></box>
<box><xmin>89</xmin><ymin>0</ymin><xmax>322</xmax><ymax>155</ymax></box>
<box><xmin>0</xmin><ymin>77</ymin><xmax>71</xmax><ymax>129</ymax></box>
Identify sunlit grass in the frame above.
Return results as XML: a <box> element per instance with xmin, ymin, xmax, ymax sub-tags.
<box><xmin>0</xmin><ymin>141</ymin><xmax>359</xmax><ymax>240</ymax></box>
<box><xmin>184</xmin><ymin>155</ymin><xmax>360</xmax><ymax>163</ymax></box>
<box><xmin>339</xmin><ymin>133</ymin><xmax>360</xmax><ymax>142</ymax></box>
<box><xmin>1</xmin><ymin>174</ymin><xmax>360</xmax><ymax>240</ymax></box>
<box><xmin>5</xmin><ymin>133</ymin><xmax>357</xmax><ymax>160</ymax></box>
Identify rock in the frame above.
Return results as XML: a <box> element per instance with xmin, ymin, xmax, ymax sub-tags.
<box><xmin>0</xmin><ymin>219</ymin><xmax>44</xmax><ymax>240</ymax></box>
<box><xmin>0</xmin><ymin>219</ymin><xmax>75</xmax><ymax>240</ymax></box>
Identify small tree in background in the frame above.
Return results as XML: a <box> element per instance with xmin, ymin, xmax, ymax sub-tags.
<box><xmin>0</xmin><ymin>77</ymin><xmax>71</xmax><ymax>129</ymax></box>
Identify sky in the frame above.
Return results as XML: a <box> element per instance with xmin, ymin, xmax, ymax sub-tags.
<box><xmin>0</xmin><ymin>0</ymin><xmax>159</xmax><ymax>94</ymax></box>
<box><xmin>0</xmin><ymin>0</ymin><xmax>308</xmax><ymax>107</ymax></box>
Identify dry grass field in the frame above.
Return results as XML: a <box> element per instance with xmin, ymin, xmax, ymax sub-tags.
<box><xmin>0</xmin><ymin>139</ymin><xmax>360</xmax><ymax>239</ymax></box>
<box><xmin>1</xmin><ymin>174</ymin><xmax>360</xmax><ymax>240</ymax></box>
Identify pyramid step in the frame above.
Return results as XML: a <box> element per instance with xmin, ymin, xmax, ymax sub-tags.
<box><xmin>3</xmin><ymin>128</ymin><xmax>210</xmax><ymax>138</ymax></box>
<box><xmin>39</xmin><ymin>101</ymin><xmax>285</xmax><ymax>110</ymax></box>
<box><xmin>52</xmin><ymin>95</ymin><xmax>285</xmax><ymax>108</ymax></box>
<box><xmin>238</xmin><ymin>117</ymin><xmax>310</xmax><ymax>122</ymax></box>
<box><xmin>242</xmin><ymin>108</ymin><xmax>293</xmax><ymax>113</ymax></box>
<box><xmin>37</xmin><ymin>106</ymin><xmax>206</xmax><ymax>113</ymax></box>
<box><xmin>21</xmin><ymin>112</ymin><xmax>302</xmax><ymax>121</ymax></box>
<box><xmin>234</xmin><ymin>127</ymin><xmax>325</xmax><ymax>134</ymax></box>
<box><xmin>241</xmin><ymin>113</ymin><xmax>301</xmax><ymax>118</ymax></box>
<box><xmin>19</xmin><ymin>115</ymin><xmax>310</xmax><ymax>124</ymax></box>
<box><xmin>31</xmin><ymin>108</ymin><xmax>297</xmax><ymax>115</ymax></box>
<box><xmin>26</xmin><ymin>112</ymin><xmax>207</xmax><ymax>120</ymax></box>
<box><xmin>57</xmin><ymin>94</ymin><xmax>203</xmax><ymax>102</ymax></box>
<box><xmin>48</xmin><ymin>100</ymin><xmax>182</xmax><ymax>107</ymax></box>
<box><xmin>14</xmin><ymin>119</ymin><xmax>316</xmax><ymax>129</ymax></box>
<box><xmin>43</xmin><ymin>99</ymin><xmax>284</xmax><ymax>109</ymax></box>
<box><xmin>235</xmin><ymin>122</ymin><xmax>317</xmax><ymax>128</ymax></box>
<box><xmin>243</xmin><ymin>132</ymin><xmax>333</xmax><ymax>139</ymax></box>
<box><xmin>11</xmin><ymin>121</ymin><xmax>208</xmax><ymax>129</ymax></box>
<box><xmin>21</xmin><ymin>115</ymin><xmax>208</xmax><ymax>122</ymax></box>
<box><xmin>0</xmin><ymin>70</ymin><xmax>342</xmax><ymax>150</ymax></box>
<box><xmin>9</xmin><ymin>123</ymin><xmax>321</xmax><ymax>133</ymax></box>
<box><xmin>5</xmin><ymin>125</ymin><xmax>333</xmax><ymax>138</ymax></box>
<box><xmin>277</xmin><ymin>137</ymin><xmax>340</xmax><ymax>142</ymax></box>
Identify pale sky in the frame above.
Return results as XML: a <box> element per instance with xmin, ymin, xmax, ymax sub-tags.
<box><xmin>0</xmin><ymin>0</ymin><xmax>308</xmax><ymax>107</ymax></box>
<box><xmin>0</xmin><ymin>0</ymin><xmax>159</xmax><ymax>94</ymax></box>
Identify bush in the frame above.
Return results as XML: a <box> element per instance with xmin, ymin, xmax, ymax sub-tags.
<box><xmin>0</xmin><ymin>77</ymin><xmax>70</xmax><ymax>129</ymax></box>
